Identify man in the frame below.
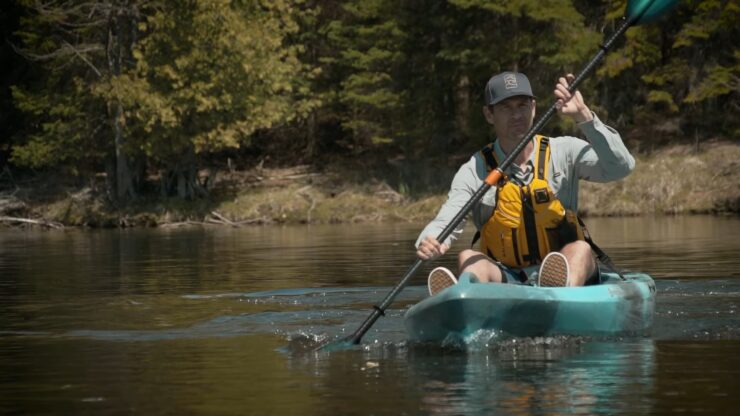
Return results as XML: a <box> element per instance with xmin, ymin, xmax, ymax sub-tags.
<box><xmin>416</xmin><ymin>71</ymin><xmax>634</xmax><ymax>295</ymax></box>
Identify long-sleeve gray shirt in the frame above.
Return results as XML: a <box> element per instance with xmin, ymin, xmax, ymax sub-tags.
<box><xmin>415</xmin><ymin>113</ymin><xmax>635</xmax><ymax>248</ymax></box>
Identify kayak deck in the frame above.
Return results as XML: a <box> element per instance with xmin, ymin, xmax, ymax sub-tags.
<box><xmin>404</xmin><ymin>272</ymin><xmax>656</xmax><ymax>342</ymax></box>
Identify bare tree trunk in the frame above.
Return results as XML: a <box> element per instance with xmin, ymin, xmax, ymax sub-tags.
<box><xmin>305</xmin><ymin>112</ymin><xmax>317</xmax><ymax>159</ymax></box>
<box><xmin>455</xmin><ymin>74</ymin><xmax>471</xmax><ymax>139</ymax></box>
<box><xmin>104</xmin><ymin>156</ymin><xmax>116</xmax><ymax>202</ymax></box>
<box><xmin>107</xmin><ymin>3</ymin><xmax>138</xmax><ymax>202</ymax></box>
<box><xmin>160</xmin><ymin>145</ymin><xmax>207</xmax><ymax>200</ymax></box>
<box><xmin>177</xmin><ymin>168</ymin><xmax>188</xmax><ymax>199</ymax></box>
<box><xmin>175</xmin><ymin>168</ymin><xmax>206</xmax><ymax>200</ymax></box>
<box><xmin>113</xmin><ymin>102</ymin><xmax>135</xmax><ymax>200</ymax></box>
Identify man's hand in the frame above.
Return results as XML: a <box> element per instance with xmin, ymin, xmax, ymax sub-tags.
<box><xmin>416</xmin><ymin>235</ymin><xmax>449</xmax><ymax>260</ymax></box>
<box><xmin>554</xmin><ymin>74</ymin><xmax>593</xmax><ymax>123</ymax></box>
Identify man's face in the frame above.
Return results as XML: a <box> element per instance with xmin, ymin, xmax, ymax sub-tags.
<box><xmin>484</xmin><ymin>96</ymin><xmax>536</xmax><ymax>142</ymax></box>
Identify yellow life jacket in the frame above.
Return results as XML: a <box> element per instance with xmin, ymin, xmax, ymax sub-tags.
<box><xmin>479</xmin><ymin>135</ymin><xmax>584</xmax><ymax>268</ymax></box>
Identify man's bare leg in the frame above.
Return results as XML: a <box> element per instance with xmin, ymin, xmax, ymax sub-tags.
<box><xmin>560</xmin><ymin>240</ymin><xmax>597</xmax><ymax>287</ymax></box>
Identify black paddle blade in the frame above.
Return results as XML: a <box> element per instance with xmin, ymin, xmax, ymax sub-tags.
<box><xmin>627</xmin><ymin>0</ymin><xmax>679</xmax><ymax>24</ymax></box>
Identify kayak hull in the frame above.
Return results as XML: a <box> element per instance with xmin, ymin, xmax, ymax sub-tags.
<box><xmin>403</xmin><ymin>272</ymin><xmax>656</xmax><ymax>341</ymax></box>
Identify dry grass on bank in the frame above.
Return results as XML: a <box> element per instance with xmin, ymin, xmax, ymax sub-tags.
<box><xmin>213</xmin><ymin>166</ymin><xmax>448</xmax><ymax>225</ymax></box>
<box><xmin>579</xmin><ymin>141</ymin><xmax>739</xmax><ymax>216</ymax></box>
<box><xmin>1</xmin><ymin>141</ymin><xmax>737</xmax><ymax>229</ymax></box>
<box><xmin>210</xmin><ymin>141</ymin><xmax>739</xmax><ymax>224</ymax></box>
<box><xmin>193</xmin><ymin>141</ymin><xmax>740</xmax><ymax>225</ymax></box>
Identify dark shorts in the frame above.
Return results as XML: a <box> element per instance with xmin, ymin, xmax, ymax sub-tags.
<box><xmin>496</xmin><ymin>262</ymin><xmax>534</xmax><ymax>285</ymax></box>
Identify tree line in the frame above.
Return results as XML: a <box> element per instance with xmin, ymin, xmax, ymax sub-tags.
<box><xmin>1</xmin><ymin>0</ymin><xmax>737</xmax><ymax>201</ymax></box>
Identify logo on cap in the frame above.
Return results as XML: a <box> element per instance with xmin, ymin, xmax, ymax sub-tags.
<box><xmin>504</xmin><ymin>74</ymin><xmax>518</xmax><ymax>90</ymax></box>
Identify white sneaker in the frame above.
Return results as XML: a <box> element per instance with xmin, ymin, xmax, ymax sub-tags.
<box><xmin>538</xmin><ymin>252</ymin><xmax>570</xmax><ymax>287</ymax></box>
<box><xmin>428</xmin><ymin>267</ymin><xmax>458</xmax><ymax>296</ymax></box>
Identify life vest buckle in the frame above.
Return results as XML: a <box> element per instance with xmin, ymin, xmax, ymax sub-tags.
<box><xmin>534</xmin><ymin>188</ymin><xmax>550</xmax><ymax>204</ymax></box>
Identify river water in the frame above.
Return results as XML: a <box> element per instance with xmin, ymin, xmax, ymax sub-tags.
<box><xmin>1</xmin><ymin>216</ymin><xmax>738</xmax><ymax>415</ymax></box>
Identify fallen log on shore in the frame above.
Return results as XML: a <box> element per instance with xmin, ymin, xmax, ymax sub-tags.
<box><xmin>0</xmin><ymin>216</ymin><xmax>65</xmax><ymax>229</ymax></box>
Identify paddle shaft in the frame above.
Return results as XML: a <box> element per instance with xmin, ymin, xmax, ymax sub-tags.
<box><xmin>346</xmin><ymin>182</ymin><xmax>493</xmax><ymax>345</ymax></box>
<box><xmin>344</xmin><ymin>5</ymin><xmax>652</xmax><ymax>347</ymax></box>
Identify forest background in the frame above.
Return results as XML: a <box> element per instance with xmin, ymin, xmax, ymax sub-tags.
<box><xmin>0</xmin><ymin>0</ymin><xmax>737</xmax><ymax>227</ymax></box>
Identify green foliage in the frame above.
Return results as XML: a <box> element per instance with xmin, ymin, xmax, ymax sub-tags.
<box><xmin>10</xmin><ymin>1</ymin><xmax>110</xmax><ymax>172</ymax></box>
<box><xmin>11</xmin><ymin>0</ymin><xmax>318</xmax><ymax>199</ymax></box>
<box><xmin>324</xmin><ymin>0</ymin><xmax>407</xmax><ymax>148</ymax></box>
<box><xmin>600</xmin><ymin>0</ymin><xmax>738</xmax><ymax>137</ymax></box>
<box><xmin>8</xmin><ymin>0</ymin><xmax>738</xmax><ymax>200</ymax></box>
<box><xmin>99</xmin><ymin>0</ymin><xmax>318</xmax><ymax>163</ymax></box>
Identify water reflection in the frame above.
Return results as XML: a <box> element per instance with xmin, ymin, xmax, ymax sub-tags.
<box><xmin>584</xmin><ymin>216</ymin><xmax>740</xmax><ymax>279</ymax></box>
<box><xmin>411</xmin><ymin>340</ymin><xmax>655</xmax><ymax>415</ymax></box>
<box><xmin>1</xmin><ymin>216</ymin><xmax>739</xmax><ymax>414</ymax></box>
<box><xmin>282</xmin><ymin>338</ymin><xmax>656</xmax><ymax>415</ymax></box>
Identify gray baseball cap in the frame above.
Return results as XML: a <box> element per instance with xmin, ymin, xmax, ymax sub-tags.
<box><xmin>485</xmin><ymin>71</ymin><xmax>535</xmax><ymax>106</ymax></box>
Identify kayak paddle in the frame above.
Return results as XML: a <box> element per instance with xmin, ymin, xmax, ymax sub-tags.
<box><xmin>317</xmin><ymin>0</ymin><xmax>678</xmax><ymax>352</ymax></box>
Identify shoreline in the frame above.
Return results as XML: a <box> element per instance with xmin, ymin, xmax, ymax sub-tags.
<box><xmin>1</xmin><ymin>142</ymin><xmax>738</xmax><ymax>230</ymax></box>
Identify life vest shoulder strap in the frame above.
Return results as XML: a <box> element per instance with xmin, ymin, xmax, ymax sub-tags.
<box><xmin>535</xmin><ymin>135</ymin><xmax>550</xmax><ymax>180</ymax></box>
<box><xmin>480</xmin><ymin>143</ymin><xmax>499</xmax><ymax>172</ymax></box>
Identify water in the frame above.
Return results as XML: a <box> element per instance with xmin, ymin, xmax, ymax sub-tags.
<box><xmin>1</xmin><ymin>216</ymin><xmax>738</xmax><ymax>414</ymax></box>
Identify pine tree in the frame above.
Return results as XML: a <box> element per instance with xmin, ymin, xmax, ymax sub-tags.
<box><xmin>323</xmin><ymin>0</ymin><xmax>407</xmax><ymax>149</ymax></box>
<box><xmin>600</xmin><ymin>0</ymin><xmax>739</xmax><ymax>143</ymax></box>
<box><xmin>11</xmin><ymin>1</ymin><xmax>141</xmax><ymax>199</ymax></box>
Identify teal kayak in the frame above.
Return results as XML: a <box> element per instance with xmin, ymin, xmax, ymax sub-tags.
<box><xmin>404</xmin><ymin>272</ymin><xmax>656</xmax><ymax>341</ymax></box>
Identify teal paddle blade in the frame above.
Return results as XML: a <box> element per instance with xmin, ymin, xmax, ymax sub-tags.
<box><xmin>627</xmin><ymin>0</ymin><xmax>679</xmax><ymax>24</ymax></box>
<box><xmin>315</xmin><ymin>336</ymin><xmax>357</xmax><ymax>352</ymax></box>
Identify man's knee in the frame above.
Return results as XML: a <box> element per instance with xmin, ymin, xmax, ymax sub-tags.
<box><xmin>458</xmin><ymin>249</ymin><xmax>489</xmax><ymax>269</ymax></box>
<box><xmin>561</xmin><ymin>240</ymin><xmax>597</xmax><ymax>285</ymax></box>
<box><xmin>456</xmin><ymin>249</ymin><xmax>503</xmax><ymax>283</ymax></box>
